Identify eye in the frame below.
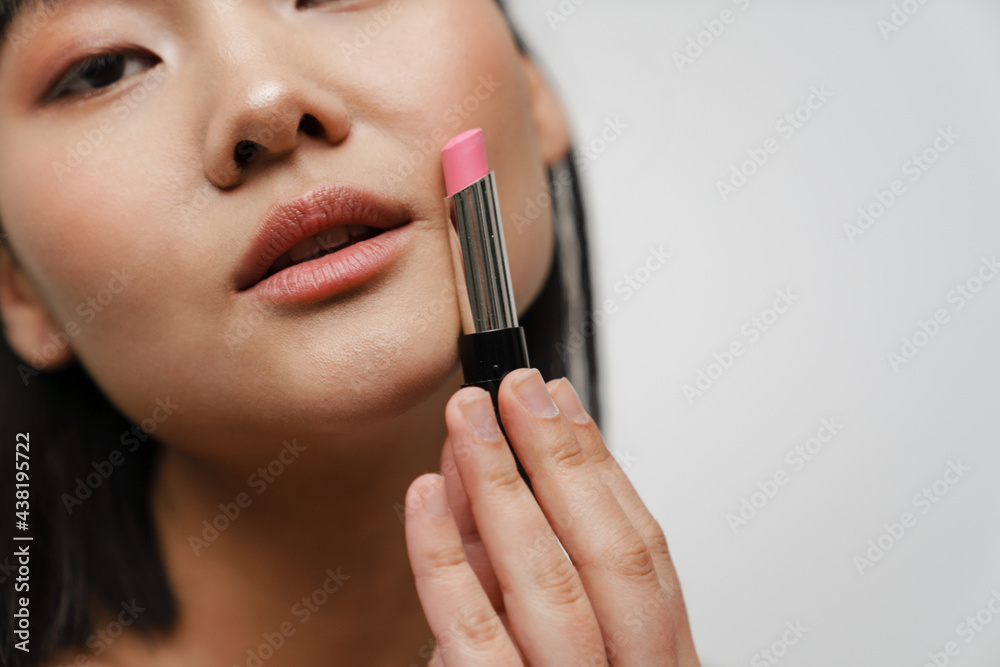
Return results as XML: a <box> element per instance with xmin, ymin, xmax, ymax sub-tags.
<box><xmin>47</xmin><ymin>51</ymin><xmax>158</xmax><ymax>102</ymax></box>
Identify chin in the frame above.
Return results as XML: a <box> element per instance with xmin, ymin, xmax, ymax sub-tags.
<box><xmin>245</xmin><ymin>325</ymin><xmax>465</xmax><ymax>436</ymax></box>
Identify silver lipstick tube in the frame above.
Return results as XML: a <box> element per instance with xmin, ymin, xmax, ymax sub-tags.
<box><xmin>448</xmin><ymin>169</ymin><xmax>533</xmax><ymax>491</ymax></box>
<box><xmin>449</xmin><ymin>171</ymin><xmax>519</xmax><ymax>333</ymax></box>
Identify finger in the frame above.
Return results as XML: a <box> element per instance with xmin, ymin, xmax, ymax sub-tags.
<box><xmin>440</xmin><ymin>436</ymin><xmax>504</xmax><ymax>610</ymax></box>
<box><xmin>545</xmin><ymin>378</ymin><xmax>676</xmax><ymax>581</ymax></box>
<box><xmin>404</xmin><ymin>473</ymin><xmax>522</xmax><ymax>666</ymax></box>
<box><xmin>440</xmin><ymin>436</ymin><xmax>476</xmax><ymax>538</ymax></box>
<box><xmin>546</xmin><ymin>377</ymin><xmax>700</xmax><ymax>664</ymax></box>
<box><xmin>447</xmin><ymin>386</ymin><xmax>607</xmax><ymax>666</ymax></box>
<box><xmin>497</xmin><ymin>368</ymin><xmax>675</xmax><ymax>665</ymax></box>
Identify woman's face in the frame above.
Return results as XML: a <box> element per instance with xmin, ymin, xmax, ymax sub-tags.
<box><xmin>0</xmin><ymin>0</ymin><xmax>561</xmax><ymax>456</ymax></box>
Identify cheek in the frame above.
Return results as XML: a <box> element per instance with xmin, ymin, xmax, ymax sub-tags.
<box><xmin>357</xmin><ymin>1</ymin><xmax>555</xmax><ymax>310</ymax></box>
<box><xmin>0</xmin><ymin>122</ymin><xmax>156</xmax><ymax>323</ymax></box>
<box><xmin>0</xmin><ymin>112</ymin><xmax>216</xmax><ymax>414</ymax></box>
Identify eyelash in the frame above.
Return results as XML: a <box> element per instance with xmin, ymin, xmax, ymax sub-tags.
<box><xmin>44</xmin><ymin>50</ymin><xmax>159</xmax><ymax>104</ymax></box>
<box><xmin>42</xmin><ymin>0</ymin><xmax>361</xmax><ymax>104</ymax></box>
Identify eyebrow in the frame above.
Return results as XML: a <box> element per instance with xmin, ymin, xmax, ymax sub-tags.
<box><xmin>1</xmin><ymin>0</ymin><xmax>74</xmax><ymax>47</ymax></box>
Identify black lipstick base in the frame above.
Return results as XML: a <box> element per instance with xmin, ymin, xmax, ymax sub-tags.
<box><xmin>458</xmin><ymin>327</ymin><xmax>533</xmax><ymax>492</ymax></box>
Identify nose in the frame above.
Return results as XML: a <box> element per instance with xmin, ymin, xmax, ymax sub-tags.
<box><xmin>202</xmin><ymin>27</ymin><xmax>352</xmax><ymax>189</ymax></box>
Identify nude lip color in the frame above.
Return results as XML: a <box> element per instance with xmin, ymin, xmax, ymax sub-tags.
<box><xmin>236</xmin><ymin>183</ymin><xmax>412</xmax><ymax>305</ymax></box>
<box><xmin>442</xmin><ymin>128</ymin><xmax>533</xmax><ymax>490</ymax></box>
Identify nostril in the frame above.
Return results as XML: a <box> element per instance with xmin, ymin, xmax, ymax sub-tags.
<box><xmin>298</xmin><ymin>113</ymin><xmax>323</xmax><ymax>138</ymax></box>
<box><xmin>234</xmin><ymin>140</ymin><xmax>264</xmax><ymax>168</ymax></box>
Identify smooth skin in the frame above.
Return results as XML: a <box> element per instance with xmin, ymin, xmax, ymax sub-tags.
<box><xmin>0</xmin><ymin>0</ymin><xmax>699</xmax><ymax>664</ymax></box>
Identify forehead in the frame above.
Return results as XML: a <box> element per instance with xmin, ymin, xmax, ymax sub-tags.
<box><xmin>2</xmin><ymin>0</ymin><xmax>71</xmax><ymax>42</ymax></box>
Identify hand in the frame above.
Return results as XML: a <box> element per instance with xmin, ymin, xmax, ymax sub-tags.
<box><xmin>404</xmin><ymin>367</ymin><xmax>700</xmax><ymax>666</ymax></box>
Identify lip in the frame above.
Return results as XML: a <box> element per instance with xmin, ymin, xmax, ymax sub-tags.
<box><xmin>235</xmin><ymin>183</ymin><xmax>413</xmax><ymax>305</ymax></box>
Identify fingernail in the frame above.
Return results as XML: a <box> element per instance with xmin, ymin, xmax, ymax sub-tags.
<box><xmin>553</xmin><ymin>378</ymin><xmax>590</xmax><ymax>424</ymax></box>
<box><xmin>460</xmin><ymin>392</ymin><xmax>503</xmax><ymax>442</ymax></box>
<box><xmin>422</xmin><ymin>475</ymin><xmax>449</xmax><ymax>519</ymax></box>
<box><xmin>513</xmin><ymin>368</ymin><xmax>559</xmax><ymax>418</ymax></box>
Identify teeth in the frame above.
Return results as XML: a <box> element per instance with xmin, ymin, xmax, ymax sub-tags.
<box><xmin>316</xmin><ymin>226</ymin><xmax>350</xmax><ymax>251</ymax></box>
<box><xmin>288</xmin><ymin>226</ymin><xmax>349</xmax><ymax>263</ymax></box>
<box><xmin>346</xmin><ymin>224</ymin><xmax>372</xmax><ymax>237</ymax></box>
<box><xmin>265</xmin><ymin>225</ymin><xmax>382</xmax><ymax>279</ymax></box>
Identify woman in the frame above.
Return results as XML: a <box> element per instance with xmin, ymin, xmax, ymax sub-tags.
<box><xmin>0</xmin><ymin>0</ymin><xmax>700</xmax><ymax>664</ymax></box>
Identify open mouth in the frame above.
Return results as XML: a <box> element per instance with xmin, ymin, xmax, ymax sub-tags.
<box><xmin>262</xmin><ymin>224</ymin><xmax>384</xmax><ymax>280</ymax></box>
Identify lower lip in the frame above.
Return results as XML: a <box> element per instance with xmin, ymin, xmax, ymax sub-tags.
<box><xmin>243</xmin><ymin>222</ymin><xmax>413</xmax><ymax>305</ymax></box>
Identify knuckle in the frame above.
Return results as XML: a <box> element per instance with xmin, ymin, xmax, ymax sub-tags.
<box><xmin>589</xmin><ymin>443</ymin><xmax>616</xmax><ymax>467</ymax></box>
<box><xmin>483</xmin><ymin>463</ymin><xmax>526</xmax><ymax>496</ymax></box>
<box><xmin>605</xmin><ymin>531</ymin><xmax>657</xmax><ymax>581</ymax></box>
<box><xmin>532</xmin><ymin>552</ymin><xmax>587</xmax><ymax>608</ymax></box>
<box><xmin>451</xmin><ymin>605</ymin><xmax>508</xmax><ymax>648</ymax></box>
<box><xmin>423</xmin><ymin>542</ymin><xmax>469</xmax><ymax>573</ymax></box>
<box><xmin>645</xmin><ymin>520</ymin><xmax>672</xmax><ymax>561</ymax></box>
<box><xmin>549</xmin><ymin>434</ymin><xmax>589</xmax><ymax>471</ymax></box>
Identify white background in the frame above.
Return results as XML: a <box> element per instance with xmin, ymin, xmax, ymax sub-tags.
<box><xmin>505</xmin><ymin>1</ymin><xmax>1000</xmax><ymax>665</ymax></box>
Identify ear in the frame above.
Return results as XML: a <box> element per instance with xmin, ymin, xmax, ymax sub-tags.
<box><xmin>0</xmin><ymin>242</ymin><xmax>74</xmax><ymax>370</ymax></box>
<box><xmin>521</xmin><ymin>54</ymin><xmax>571</xmax><ymax>166</ymax></box>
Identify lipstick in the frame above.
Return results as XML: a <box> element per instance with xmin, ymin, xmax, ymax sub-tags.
<box><xmin>236</xmin><ymin>183</ymin><xmax>412</xmax><ymax>306</ymax></box>
<box><xmin>442</xmin><ymin>128</ymin><xmax>533</xmax><ymax>490</ymax></box>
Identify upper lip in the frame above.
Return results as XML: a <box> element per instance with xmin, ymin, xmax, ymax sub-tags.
<box><xmin>235</xmin><ymin>182</ymin><xmax>411</xmax><ymax>291</ymax></box>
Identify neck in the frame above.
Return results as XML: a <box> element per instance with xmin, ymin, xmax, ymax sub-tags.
<box><xmin>130</xmin><ymin>365</ymin><xmax>465</xmax><ymax>666</ymax></box>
